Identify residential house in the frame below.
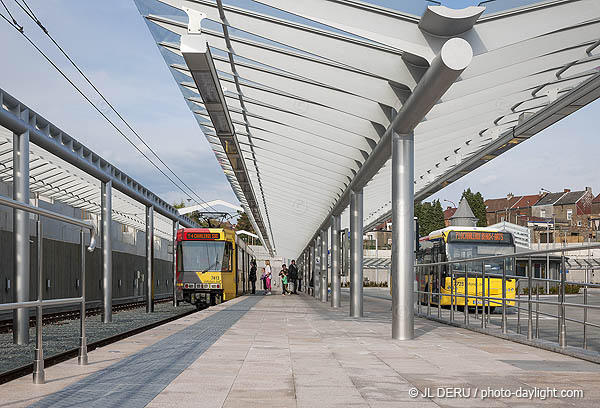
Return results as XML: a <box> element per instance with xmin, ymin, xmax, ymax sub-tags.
<box><xmin>485</xmin><ymin>194</ymin><xmax>521</xmax><ymax>225</ymax></box>
<box><xmin>531</xmin><ymin>188</ymin><xmax>594</xmax><ymax>243</ymax></box>
<box><xmin>485</xmin><ymin>193</ymin><xmax>543</xmax><ymax>226</ymax></box>
<box><xmin>593</xmin><ymin>194</ymin><xmax>600</xmax><ymax>215</ymax></box>
<box><xmin>443</xmin><ymin>206</ymin><xmax>456</xmax><ymax>227</ymax></box>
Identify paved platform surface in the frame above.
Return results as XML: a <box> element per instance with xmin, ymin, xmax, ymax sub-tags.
<box><xmin>1</xmin><ymin>290</ymin><xmax>600</xmax><ymax>407</ymax></box>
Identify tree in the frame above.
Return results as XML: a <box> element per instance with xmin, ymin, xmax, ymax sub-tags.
<box><xmin>172</xmin><ymin>200</ymin><xmax>204</xmax><ymax>226</ymax></box>
<box><xmin>461</xmin><ymin>188</ymin><xmax>487</xmax><ymax>227</ymax></box>
<box><xmin>235</xmin><ymin>211</ymin><xmax>255</xmax><ymax>234</ymax></box>
<box><xmin>415</xmin><ymin>200</ymin><xmax>446</xmax><ymax>237</ymax></box>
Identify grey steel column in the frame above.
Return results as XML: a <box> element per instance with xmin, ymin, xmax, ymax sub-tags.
<box><xmin>350</xmin><ymin>189</ymin><xmax>363</xmax><ymax>317</ymax></box>
<box><xmin>146</xmin><ymin>206</ymin><xmax>154</xmax><ymax>313</ymax></box>
<box><xmin>320</xmin><ymin>228</ymin><xmax>328</xmax><ymax>302</ymax></box>
<box><xmin>303</xmin><ymin>251</ymin><xmax>308</xmax><ymax>293</ymax></box>
<box><xmin>13</xmin><ymin>129</ymin><xmax>30</xmax><ymax>344</ymax></box>
<box><xmin>391</xmin><ymin>131</ymin><xmax>415</xmax><ymax>340</ymax></box>
<box><xmin>33</xmin><ymin>219</ymin><xmax>44</xmax><ymax>383</ymax></box>
<box><xmin>101</xmin><ymin>180</ymin><xmax>112</xmax><ymax>323</ymax></box>
<box><xmin>331</xmin><ymin>215</ymin><xmax>341</xmax><ymax>308</ymax></box>
<box><xmin>312</xmin><ymin>239</ymin><xmax>318</xmax><ymax>298</ymax></box>
<box><xmin>172</xmin><ymin>220</ymin><xmax>179</xmax><ymax>307</ymax></box>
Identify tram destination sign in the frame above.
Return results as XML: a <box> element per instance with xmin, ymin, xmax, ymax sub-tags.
<box><xmin>447</xmin><ymin>231</ymin><xmax>512</xmax><ymax>244</ymax></box>
<box><xmin>185</xmin><ymin>232</ymin><xmax>221</xmax><ymax>240</ymax></box>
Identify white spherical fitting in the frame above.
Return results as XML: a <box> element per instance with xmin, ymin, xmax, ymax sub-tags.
<box><xmin>440</xmin><ymin>37</ymin><xmax>473</xmax><ymax>71</ymax></box>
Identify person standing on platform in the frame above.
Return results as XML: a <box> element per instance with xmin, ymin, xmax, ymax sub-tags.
<box><xmin>279</xmin><ymin>264</ymin><xmax>289</xmax><ymax>295</ymax></box>
<box><xmin>249</xmin><ymin>259</ymin><xmax>257</xmax><ymax>294</ymax></box>
<box><xmin>265</xmin><ymin>260</ymin><xmax>272</xmax><ymax>295</ymax></box>
<box><xmin>288</xmin><ymin>260</ymin><xmax>298</xmax><ymax>294</ymax></box>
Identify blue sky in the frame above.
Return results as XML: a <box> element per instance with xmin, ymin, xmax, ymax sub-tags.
<box><xmin>0</xmin><ymin>0</ymin><xmax>598</xmax><ymax>212</ymax></box>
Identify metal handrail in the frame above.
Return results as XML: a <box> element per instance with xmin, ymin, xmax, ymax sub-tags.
<box><xmin>415</xmin><ymin>244</ymin><xmax>600</xmax><ymax>358</ymax></box>
<box><xmin>0</xmin><ymin>194</ymin><xmax>96</xmax><ymax>384</ymax></box>
<box><xmin>416</xmin><ymin>242</ymin><xmax>600</xmax><ymax>267</ymax></box>
<box><xmin>0</xmin><ymin>195</ymin><xmax>97</xmax><ymax>250</ymax></box>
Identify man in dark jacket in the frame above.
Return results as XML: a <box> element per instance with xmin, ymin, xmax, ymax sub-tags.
<box><xmin>249</xmin><ymin>259</ymin><xmax>257</xmax><ymax>294</ymax></box>
<box><xmin>288</xmin><ymin>260</ymin><xmax>299</xmax><ymax>294</ymax></box>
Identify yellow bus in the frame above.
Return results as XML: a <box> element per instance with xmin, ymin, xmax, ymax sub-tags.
<box><xmin>417</xmin><ymin>226</ymin><xmax>516</xmax><ymax>310</ymax></box>
<box><xmin>176</xmin><ymin>227</ymin><xmax>253</xmax><ymax>310</ymax></box>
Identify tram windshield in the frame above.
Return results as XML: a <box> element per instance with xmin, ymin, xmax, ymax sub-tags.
<box><xmin>180</xmin><ymin>241</ymin><xmax>231</xmax><ymax>272</ymax></box>
<box><xmin>448</xmin><ymin>243</ymin><xmax>514</xmax><ymax>275</ymax></box>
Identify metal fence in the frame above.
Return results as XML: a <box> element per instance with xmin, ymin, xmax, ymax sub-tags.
<box><xmin>0</xmin><ymin>195</ymin><xmax>97</xmax><ymax>384</ymax></box>
<box><xmin>415</xmin><ymin>243</ymin><xmax>600</xmax><ymax>361</ymax></box>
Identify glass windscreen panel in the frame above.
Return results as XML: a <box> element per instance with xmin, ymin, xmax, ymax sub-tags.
<box><xmin>448</xmin><ymin>242</ymin><xmax>515</xmax><ymax>276</ymax></box>
<box><xmin>181</xmin><ymin>241</ymin><xmax>231</xmax><ymax>272</ymax></box>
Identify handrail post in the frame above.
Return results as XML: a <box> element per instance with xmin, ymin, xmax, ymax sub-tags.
<box><xmin>464</xmin><ymin>263</ymin><xmax>469</xmax><ymax>326</ymax></box>
<box><xmin>502</xmin><ymin>257</ymin><xmax>507</xmax><ymax>334</ymax></box>
<box><xmin>584</xmin><ymin>267</ymin><xmax>588</xmax><ymax>349</ymax></box>
<box><xmin>559</xmin><ymin>251</ymin><xmax>567</xmax><ymax>348</ymax></box>
<box><xmin>417</xmin><ymin>266</ymin><xmax>421</xmax><ymax>315</ymax></box>
<box><xmin>427</xmin><ymin>268</ymin><xmax>431</xmax><ymax>317</ymax></box>
<box><xmin>173</xmin><ymin>220</ymin><xmax>179</xmax><ymax>307</ymax></box>
<box><xmin>481</xmin><ymin>260</ymin><xmax>485</xmax><ymax>329</ymax></box>
<box><xmin>527</xmin><ymin>256</ymin><xmax>533</xmax><ymax>340</ymax></box>
<box><xmin>450</xmin><ymin>268</ymin><xmax>454</xmax><ymax>322</ymax></box>
<box><xmin>535</xmin><ymin>272</ymin><xmax>540</xmax><ymax>339</ymax></box>
<box><xmin>437</xmin><ymin>264</ymin><xmax>441</xmax><ymax>319</ymax></box>
<box><xmin>33</xmin><ymin>219</ymin><xmax>44</xmax><ymax>384</ymax></box>
<box><xmin>78</xmin><ymin>229</ymin><xmax>88</xmax><ymax>365</ymax></box>
<box><xmin>517</xmin><ymin>280</ymin><xmax>521</xmax><ymax>334</ymax></box>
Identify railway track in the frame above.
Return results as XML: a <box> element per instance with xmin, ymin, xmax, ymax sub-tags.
<box><xmin>0</xmin><ymin>297</ymin><xmax>173</xmax><ymax>333</ymax></box>
<box><xmin>0</xmin><ymin>301</ymin><xmax>198</xmax><ymax>384</ymax></box>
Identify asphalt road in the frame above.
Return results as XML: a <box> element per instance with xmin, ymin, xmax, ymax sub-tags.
<box><xmin>341</xmin><ymin>287</ymin><xmax>600</xmax><ymax>354</ymax></box>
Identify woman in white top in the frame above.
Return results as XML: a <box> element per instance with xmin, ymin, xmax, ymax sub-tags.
<box><xmin>265</xmin><ymin>260</ymin><xmax>272</xmax><ymax>295</ymax></box>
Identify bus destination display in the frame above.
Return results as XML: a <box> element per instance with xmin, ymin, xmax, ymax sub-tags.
<box><xmin>447</xmin><ymin>231</ymin><xmax>510</xmax><ymax>243</ymax></box>
<box><xmin>186</xmin><ymin>232</ymin><xmax>220</xmax><ymax>240</ymax></box>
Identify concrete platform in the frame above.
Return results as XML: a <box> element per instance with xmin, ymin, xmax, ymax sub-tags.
<box><xmin>1</xmin><ymin>290</ymin><xmax>600</xmax><ymax>407</ymax></box>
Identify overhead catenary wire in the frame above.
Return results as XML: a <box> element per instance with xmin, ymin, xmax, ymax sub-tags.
<box><xmin>4</xmin><ymin>1</ymin><xmax>220</xmax><ymax>213</ymax></box>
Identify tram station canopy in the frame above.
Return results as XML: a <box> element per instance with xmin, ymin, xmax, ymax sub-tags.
<box><xmin>135</xmin><ymin>0</ymin><xmax>600</xmax><ymax>258</ymax></box>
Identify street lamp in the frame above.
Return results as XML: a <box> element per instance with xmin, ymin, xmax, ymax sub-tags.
<box><xmin>443</xmin><ymin>199</ymin><xmax>456</xmax><ymax>208</ymax></box>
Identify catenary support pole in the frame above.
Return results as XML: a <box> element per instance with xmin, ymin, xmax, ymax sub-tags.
<box><xmin>101</xmin><ymin>180</ymin><xmax>112</xmax><ymax>323</ymax></box>
<box><xmin>146</xmin><ymin>206</ymin><xmax>154</xmax><ymax>313</ymax></box>
<box><xmin>173</xmin><ymin>220</ymin><xmax>179</xmax><ymax>306</ymax></box>
<box><xmin>320</xmin><ymin>228</ymin><xmax>328</xmax><ymax>302</ymax></box>
<box><xmin>350</xmin><ymin>189</ymin><xmax>363</xmax><ymax>317</ymax></box>
<box><xmin>331</xmin><ymin>214</ymin><xmax>341</xmax><ymax>308</ymax></box>
<box><xmin>13</xmin><ymin>129</ymin><xmax>30</xmax><ymax>344</ymax></box>
<box><xmin>33</xmin><ymin>219</ymin><xmax>44</xmax><ymax>383</ymax></box>
<box><xmin>391</xmin><ymin>131</ymin><xmax>415</xmax><ymax>340</ymax></box>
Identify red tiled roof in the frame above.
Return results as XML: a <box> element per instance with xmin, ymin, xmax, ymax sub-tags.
<box><xmin>443</xmin><ymin>207</ymin><xmax>456</xmax><ymax>220</ymax></box>
<box><xmin>593</xmin><ymin>194</ymin><xmax>600</xmax><ymax>203</ymax></box>
<box><xmin>512</xmin><ymin>194</ymin><xmax>542</xmax><ymax>209</ymax></box>
<box><xmin>485</xmin><ymin>196</ymin><xmax>520</xmax><ymax>212</ymax></box>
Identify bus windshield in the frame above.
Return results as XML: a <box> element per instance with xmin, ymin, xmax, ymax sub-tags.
<box><xmin>180</xmin><ymin>241</ymin><xmax>231</xmax><ymax>272</ymax></box>
<box><xmin>447</xmin><ymin>243</ymin><xmax>514</xmax><ymax>275</ymax></box>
